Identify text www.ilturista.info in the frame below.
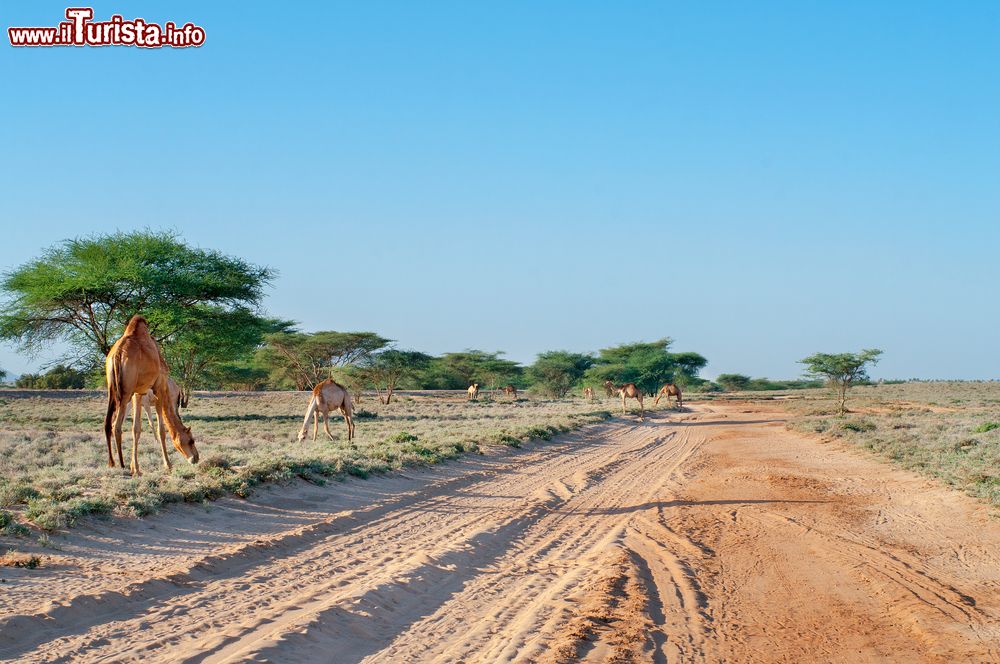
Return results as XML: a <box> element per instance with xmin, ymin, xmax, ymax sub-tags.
<box><xmin>9</xmin><ymin>8</ymin><xmax>205</xmax><ymax>48</ymax></box>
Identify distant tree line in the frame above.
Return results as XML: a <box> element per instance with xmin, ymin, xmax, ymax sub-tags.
<box><xmin>0</xmin><ymin>231</ymin><xmax>878</xmax><ymax>410</ymax></box>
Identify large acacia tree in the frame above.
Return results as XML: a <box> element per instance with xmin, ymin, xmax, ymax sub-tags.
<box><xmin>0</xmin><ymin>231</ymin><xmax>276</xmax><ymax>374</ymax></box>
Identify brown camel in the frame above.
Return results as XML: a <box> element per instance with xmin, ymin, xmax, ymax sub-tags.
<box><xmin>654</xmin><ymin>383</ymin><xmax>683</xmax><ymax>409</ymax></box>
<box><xmin>104</xmin><ymin>316</ymin><xmax>198</xmax><ymax>476</ymax></box>
<box><xmin>502</xmin><ymin>384</ymin><xmax>518</xmax><ymax>399</ymax></box>
<box><xmin>298</xmin><ymin>379</ymin><xmax>355</xmax><ymax>442</ymax></box>
<box><xmin>603</xmin><ymin>380</ymin><xmax>616</xmax><ymax>398</ymax></box>
<box><xmin>583</xmin><ymin>386</ymin><xmax>595</xmax><ymax>401</ymax></box>
<box><xmin>467</xmin><ymin>383</ymin><xmax>479</xmax><ymax>400</ymax></box>
<box><xmin>618</xmin><ymin>383</ymin><xmax>644</xmax><ymax>418</ymax></box>
<box><xmin>125</xmin><ymin>377</ymin><xmax>183</xmax><ymax>438</ymax></box>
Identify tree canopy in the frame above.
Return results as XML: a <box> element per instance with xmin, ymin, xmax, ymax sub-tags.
<box><xmin>528</xmin><ymin>351</ymin><xmax>594</xmax><ymax>397</ymax></box>
<box><xmin>430</xmin><ymin>350</ymin><xmax>522</xmax><ymax>391</ymax></box>
<box><xmin>584</xmin><ymin>339</ymin><xmax>707</xmax><ymax>395</ymax></box>
<box><xmin>716</xmin><ymin>373</ymin><xmax>752</xmax><ymax>392</ymax></box>
<box><xmin>800</xmin><ymin>349</ymin><xmax>883</xmax><ymax>414</ymax></box>
<box><xmin>257</xmin><ymin>330</ymin><xmax>391</xmax><ymax>390</ymax></box>
<box><xmin>361</xmin><ymin>349</ymin><xmax>434</xmax><ymax>403</ymax></box>
<box><xmin>0</xmin><ymin>230</ymin><xmax>275</xmax><ymax>368</ymax></box>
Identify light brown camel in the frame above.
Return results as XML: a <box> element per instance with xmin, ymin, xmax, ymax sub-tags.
<box><xmin>603</xmin><ymin>380</ymin><xmax>616</xmax><ymax>398</ymax></box>
<box><xmin>502</xmin><ymin>384</ymin><xmax>518</xmax><ymax>399</ymax></box>
<box><xmin>583</xmin><ymin>386</ymin><xmax>595</xmax><ymax>401</ymax></box>
<box><xmin>618</xmin><ymin>382</ymin><xmax>644</xmax><ymax>418</ymax></box>
<box><xmin>104</xmin><ymin>316</ymin><xmax>198</xmax><ymax>476</ymax></box>
<box><xmin>467</xmin><ymin>383</ymin><xmax>479</xmax><ymax>400</ymax></box>
<box><xmin>298</xmin><ymin>379</ymin><xmax>355</xmax><ymax>442</ymax></box>
<box><xmin>654</xmin><ymin>383</ymin><xmax>683</xmax><ymax>409</ymax></box>
<box><xmin>125</xmin><ymin>376</ymin><xmax>182</xmax><ymax>438</ymax></box>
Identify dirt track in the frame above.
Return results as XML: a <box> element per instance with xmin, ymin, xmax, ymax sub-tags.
<box><xmin>1</xmin><ymin>402</ymin><xmax>999</xmax><ymax>662</ymax></box>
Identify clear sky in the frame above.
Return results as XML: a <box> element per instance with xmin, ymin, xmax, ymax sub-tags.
<box><xmin>1</xmin><ymin>1</ymin><xmax>998</xmax><ymax>380</ymax></box>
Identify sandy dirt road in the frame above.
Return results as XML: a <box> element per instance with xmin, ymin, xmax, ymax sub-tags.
<box><xmin>1</xmin><ymin>402</ymin><xmax>999</xmax><ymax>663</ymax></box>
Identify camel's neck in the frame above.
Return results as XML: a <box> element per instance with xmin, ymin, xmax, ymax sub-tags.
<box><xmin>155</xmin><ymin>385</ymin><xmax>186</xmax><ymax>438</ymax></box>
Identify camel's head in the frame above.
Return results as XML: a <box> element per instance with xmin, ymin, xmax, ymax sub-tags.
<box><xmin>172</xmin><ymin>425</ymin><xmax>199</xmax><ymax>464</ymax></box>
<box><xmin>297</xmin><ymin>428</ymin><xmax>308</xmax><ymax>442</ymax></box>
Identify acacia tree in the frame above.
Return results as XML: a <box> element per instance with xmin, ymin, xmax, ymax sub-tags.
<box><xmin>257</xmin><ymin>330</ymin><xmax>391</xmax><ymax>390</ymax></box>
<box><xmin>435</xmin><ymin>350</ymin><xmax>521</xmax><ymax>392</ymax></box>
<box><xmin>0</xmin><ymin>231</ymin><xmax>275</xmax><ymax>369</ymax></box>
<box><xmin>716</xmin><ymin>373</ymin><xmax>752</xmax><ymax>392</ymax></box>
<box><xmin>583</xmin><ymin>339</ymin><xmax>707</xmax><ymax>395</ymax></box>
<box><xmin>362</xmin><ymin>350</ymin><xmax>433</xmax><ymax>404</ymax></box>
<box><xmin>799</xmin><ymin>349</ymin><xmax>883</xmax><ymax>415</ymax></box>
<box><xmin>528</xmin><ymin>351</ymin><xmax>594</xmax><ymax>397</ymax></box>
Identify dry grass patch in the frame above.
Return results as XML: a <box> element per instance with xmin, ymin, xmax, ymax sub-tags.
<box><xmin>778</xmin><ymin>382</ymin><xmax>1000</xmax><ymax>508</ymax></box>
<box><xmin>0</xmin><ymin>390</ymin><xmax>613</xmax><ymax>531</ymax></box>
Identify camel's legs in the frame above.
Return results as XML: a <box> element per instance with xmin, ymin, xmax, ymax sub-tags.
<box><xmin>130</xmin><ymin>392</ymin><xmax>143</xmax><ymax>476</ymax></box>
<box><xmin>323</xmin><ymin>409</ymin><xmax>335</xmax><ymax>441</ymax></box>
<box><xmin>621</xmin><ymin>393</ymin><xmax>627</xmax><ymax>415</ymax></box>
<box><xmin>341</xmin><ymin>407</ymin><xmax>354</xmax><ymax>441</ymax></box>
<box><xmin>113</xmin><ymin>404</ymin><xmax>128</xmax><ymax>468</ymax></box>
<box><xmin>312</xmin><ymin>407</ymin><xmax>319</xmax><ymax>442</ymax></box>
<box><xmin>638</xmin><ymin>395</ymin><xmax>644</xmax><ymax>419</ymax></box>
<box><xmin>155</xmin><ymin>400</ymin><xmax>172</xmax><ymax>471</ymax></box>
<box><xmin>143</xmin><ymin>404</ymin><xmax>157</xmax><ymax>434</ymax></box>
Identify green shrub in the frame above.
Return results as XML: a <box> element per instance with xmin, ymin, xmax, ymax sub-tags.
<box><xmin>972</xmin><ymin>422</ymin><xmax>1000</xmax><ymax>433</ymax></box>
<box><xmin>388</xmin><ymin>431</ymin><xmax>419</xmax><ymax>444</ymax></box>
<box><xmin>841</xmin><ymin>419</ymin><xmax>877</xmax><ymax>433</ymax></box>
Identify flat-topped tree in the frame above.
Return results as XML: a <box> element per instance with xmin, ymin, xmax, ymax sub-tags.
<box><xmin>0</xmin><ymin>230</ymin><xmax>275</xmax><ymax>378</ymax></box>
<box><xmin>799</xmin><ymin>349</ymin><xmax>883</xmax><ymax>415</ymax></box>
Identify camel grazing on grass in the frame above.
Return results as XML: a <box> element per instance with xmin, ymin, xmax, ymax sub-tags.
<box><xmin>583</xmin><ymin>386</ymin><xmax>595</xmax><ymax>401</ymax></box>
<box><xmin>603</xmin><ymin>380</ymin><xmax>616</xmax><ymax>398</ymax></box>
<box><xmin>502</xmin><ymin>384</ymin><xmax>518</xmax><ymax>399</ymax></box>
<box><xmin>298</xmin><ymin>379</ymin><xmax>355</xmax><ymax>443</ymax></box>
<box><xmin>618</xmin><ymin>383</ymin><xmax>644</xmax><ymax>418</ymax></box>
<box><xmin>654</xmin><ymin>383</ymin><xmax>683</xmax><ymax>409</ymax></box>
<box><xmin>104</xmin><ymin>316</ymin><xmax>198</xmax><ymax>476</ymax></box>
<box><xmin>467</xmin><ymin>383</ymin><xmax>479</xmax><ymax>400</ymax></box>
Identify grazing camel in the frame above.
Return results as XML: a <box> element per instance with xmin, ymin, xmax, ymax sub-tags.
<box><xmin>603</xmin><ymin>380</ymin><xmax>617</xmax><ymax>398</ymax></box>
<box><xmin>583</xmin><ymin>387</ymin><xmax>595</xmax><ymax>401</ymax></box>
<box><xmin>654</xmin><ymin>383</ymin><xmax>683</xmax><ymax>409</ymax></box>
<box><xmin>104</xmin><ymin>316</ymin><xmax>199</xmax><ymax>476</ymax></box>
<box><xmin>618</xmin><ymin>383</ymin><xmax>644</xmax><ymax>418</ymax></box>
<box><xmin>298</xmin><ymin>379</ymin><xmax>355</xmax><ymax>443</ymax></box>
<box><xmin>125</xmin><ymin>377</ymin><xmax>183</xmax><ymax>437</ymax></box>
<box><xmin>467</xmin><ymin>383</ymin><xmax>479</xmax><ymax>400</ymax></box>
<box><xmin>502</xmin><ymin>384</ymin><xmax>518</xmax><ymax>399</ymax></box>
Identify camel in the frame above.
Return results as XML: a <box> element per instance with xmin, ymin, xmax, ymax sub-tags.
<box><xmin>467</xmin><ymin>383</ymin><xmax>479</xmax><ymax>400</ymax></box>
<box><xmin>583</xmin><ymin>386</ymin><xmax>595</xmax><ymax>401</ymax></box>
<box><xmin>603</xmin><ymin>380</ymin><xmax>616</xmax><ymax>398</ymax></box>
<box><xmin>502</xmin><ymin>384</ymin><xmax>518</xmax><ymax>399</ymax></box>
<box><xmin>298</xmin><ymin>379</ymin><xmax>355</xmax><ymax>442</ymax></box>
<box><xmin>618</xmin><ymin>383</ymin><xmax>644</xmax><ymax>418</ymax></box>
<box><xmin>104</xmin><ymin>316</ymin><xmax>198</xmax><ymax>476</ymax></box>
<box><xmin>654</xmin><ymin>383</ymin><xmax>683</xmax><ymax>409</ymax></box>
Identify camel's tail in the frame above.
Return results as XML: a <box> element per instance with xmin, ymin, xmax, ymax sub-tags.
<box><xmin>103</xmin><ymin>353</ymin><xmax>126</xmax><ymax>440</ymax></box>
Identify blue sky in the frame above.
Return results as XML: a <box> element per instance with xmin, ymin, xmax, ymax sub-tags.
<box><xmin>1</xmin><ymin>1</ymin><xmax>998</xmax><ymax>379</ymax></box>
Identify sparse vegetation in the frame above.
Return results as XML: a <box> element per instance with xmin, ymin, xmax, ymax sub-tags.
<box><xmin>785</xmin><ymin>382</ymin><xmax>1000</xmax><ymax>507</ymax></box>
<box><xmin>0</xmin><ymin>390</ymin><xmax>614</xmax><ymax>531</ymax></box>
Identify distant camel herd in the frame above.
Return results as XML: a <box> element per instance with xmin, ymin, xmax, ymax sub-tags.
<box><xmin>101</xmin><ymin>315</ymin><xmax>682</xmax><ymax>476</ymax></box>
